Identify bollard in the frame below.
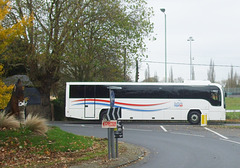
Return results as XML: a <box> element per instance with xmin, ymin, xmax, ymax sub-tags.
<box><xmin>201</xmin><ymin>114</ymin><xmax>207</xmax><ymax>126</ymax></box>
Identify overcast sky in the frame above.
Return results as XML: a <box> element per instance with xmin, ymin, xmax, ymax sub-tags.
<box><xmin>136</xmin><ymin>0</ymin><xmax>240</xmax><ymax>82</ymax></box>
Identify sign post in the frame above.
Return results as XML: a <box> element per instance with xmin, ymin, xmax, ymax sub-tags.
<box><xmin>109</xmin><ymin>89</ymin><xmax>115</xmax><ymax>159</ymax></box>
<box><xmin>114</xmin><ymin>121</ymin><xmax>123</xmax><ymax>157</ymax></box>
<box><xmin>102</xmin><ymin>86</ymin><xmax>122</xmax><ymax>160</ymax></box>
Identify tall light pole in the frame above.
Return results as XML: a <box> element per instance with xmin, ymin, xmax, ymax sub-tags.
<box><xmin>160</xmin><ymin>8</ymin><xmax>167</xmax><ymax>82</ymax></box>
<box><xmin>187</xmin><ymin>36</ymin><xmax>194</xmax><ymax>80</ymax></box>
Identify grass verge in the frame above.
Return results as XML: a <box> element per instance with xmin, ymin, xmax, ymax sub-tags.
<box><xmin>225</xmin><ymin>97</ymin><xmax>240</xmax><ymax>110</ymax></box>
<box><xmin>225</xmin><ymin>97</ymin><xmax>240</xmax><ymax>122</ymax></box>
<box><xmin>226</xmin><ymin>112</ymin><xmax>240</xmax><ymax>120</ymax></box>
<box><xmin>0</xmin><ymin>126</ymin><xmax>108</xmax><ymax>167</ymax></box>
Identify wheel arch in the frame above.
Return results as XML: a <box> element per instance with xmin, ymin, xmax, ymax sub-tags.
<box><xmin>187</xmin><ymin>109</ymin><xmax>202</xmax><ymax>124</ymax></box>
<box><xmin>99</xmin><ymin>109</ymin><xmax>108</xmax><ymax>121</ymax></box>
<box><xmin>187</xmin><ymin>109</ymin><xmax>202</xmax><ymax>118</ymax></box>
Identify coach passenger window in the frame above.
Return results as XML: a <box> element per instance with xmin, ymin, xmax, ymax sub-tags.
<box><xmin>96</xmin><ymin>85</ymin><xmax>109</xmax><ymax>98</ymax></box>
<box><xmin>210</xmin><ymin>89</ymin><xmax>221</xmax><ymax>106</ymax></box>
<box><xmin>70</xmin><ymin>85</ymin><xmax>84</xmax><ymax>98</ymax></box>
<box><xmin>85</xmin><ymin>85</ymin><xmax>95</xmax><ymax>98</ymax></box>
<box><xmin>159</xmin><ymin>86</ymin><xmax>175</xmax><ymax>98</ymax></box>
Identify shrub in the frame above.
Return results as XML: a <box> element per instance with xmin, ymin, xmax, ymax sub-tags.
<box><xmin>24</xmin><ymin>114</ymin><xmax>48</xmax><ymax>135</ymax></box>
<box><xmin>0</xmin><ymin>112</ymin><xmax>20</xmax><ymax>129</ymax></box>
<box><xmin>52</xmin><ymin>98</ymin><xmax>65</xmax><ymax>121</ymax></box>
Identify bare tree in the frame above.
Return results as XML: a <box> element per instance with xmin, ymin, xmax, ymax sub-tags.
<box><xmin>207</xmin><ymin>59</ymin><xmax>216</xmax><ymax>83</ymax></box>
<box><xmin>169</xmin><ymin>66</ymin><xmax>174</xmax><ymax>83</ymax></box>
<box><xmin>191</xmin><ymin>66</ymin><xmax>195</xmax><ymax>80</ymax></box>
<box><xmin>174</xmin><ymin>77</ymin><xmax>184</xmax><ymax>83</ymax></box>
<box><xmin>226</xmin><ymin>66</ymin><xmax>238</xmax><ymax>88</ymax></box>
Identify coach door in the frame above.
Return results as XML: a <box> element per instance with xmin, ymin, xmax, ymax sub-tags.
<box><xmin>84</xmin><ymin>85</ymin><xmax>96</xmax><ymax>118</ymax></box>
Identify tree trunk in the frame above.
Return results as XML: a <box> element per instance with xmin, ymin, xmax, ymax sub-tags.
<box><xmin>39</xmin><ymin>86</ymin><xmax>51</xmax><ymax>120</ymax></box>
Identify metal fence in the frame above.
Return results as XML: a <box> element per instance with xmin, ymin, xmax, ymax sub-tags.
<box><xmin>225</xmin><ymin>88</ymin><xmax>240</xmax><ymax>97</ymax></box>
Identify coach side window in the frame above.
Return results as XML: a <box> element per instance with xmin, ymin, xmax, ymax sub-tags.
<box><xmin>70</xmin><ymin>85</ymin><xmax>84</xmax><ymax>98</ymax></box>
<box><xmin>85</xmin><ymin>85</ymin><xmax>95</xmax><ymax>98</ymax></box>
<box><xmin>210</xmin><ymin>89</ymin><xmax>221</xmax><ymax>106</ymax></box>
<box><xmin>96</xmin><ymin>85</ymin><xmax>109</xmax><ymax>98</ymax></box>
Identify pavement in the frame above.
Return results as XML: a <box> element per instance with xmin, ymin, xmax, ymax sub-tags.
<box><xmin>70</xmin><ymin>142</ymin><xmax>148</xmax><ymax>168</ymax></box>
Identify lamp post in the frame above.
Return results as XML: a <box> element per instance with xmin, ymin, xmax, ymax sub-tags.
<box><xmin>160</xmin><ymin>8</ymin><xmax>167</xmax><ymax>82</ymax></box>
<box><xmin>187</xmin><ymin>36</ymin><xmax>194</xmax><ymax>80</ymax></box>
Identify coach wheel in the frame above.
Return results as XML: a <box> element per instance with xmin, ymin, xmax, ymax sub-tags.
<box><xmin>188</xmin><ymin>111</ymin><xmax>201</xmax><ymax>125</ymax></box>
<box><xmin>100</xmin><ymin>110</ymin><xmax>108</xmax><ymax>121</ymax></box>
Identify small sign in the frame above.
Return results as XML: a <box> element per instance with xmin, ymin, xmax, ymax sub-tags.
<box><xmin>18</xmin><ymin>100</ymin><xmax>28</xmax><ymax>106</ymax></box>
<box><xmin>110</xmin><ymin>90</ymin><xmax>115</xmax><ymax>108</ymax></box>
<box><xmin>102</xmin><ymin>120</ymin><xmax>117</xmax><ymax>128</ymax></box>
<box><xmin>107</xmin><ymin>107</ymin><xmax>122</xmax><ymax>121</ymax></box>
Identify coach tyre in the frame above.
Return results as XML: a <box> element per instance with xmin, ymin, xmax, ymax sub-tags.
<box><xmin>188</xmin><ymin>111</ymin><xmax>201</xmax><ymax>125</ymax></box>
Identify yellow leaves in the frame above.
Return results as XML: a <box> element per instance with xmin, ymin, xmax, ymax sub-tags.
<box><xmin>0</xmin><ymin>64</ymin><xmax>14</xmax><ymax>109</ymax></box>
<box><xmin>0</xmin><ymin>0</ymin><xmax>34</xmax><ymax>54</ymax></box>
<box><xmin>0</xmin><ymin>82</ymin><xmax>14</xmax><ymax>109</ymax></box>
<box><xmin>0</xmin><ymin>0</ymin><xmax>10</xmax><ymax>22</ymax></box>
<box><xmin>0</xmin><ymin>64</ymin><xmax>4</xmax><ymax>75</ymax></box>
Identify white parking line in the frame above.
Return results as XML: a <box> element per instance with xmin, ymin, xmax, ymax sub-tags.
<box><xmin>170</xmin><ymin>132</ymin><xmax>205</xmax><ymax>137</ymax></box>
<box><xmin>204</xmin><ymin>127</ymin><xmax>229</xmax><ymax>140</ymax></box>
<box><xmin>221</xmin><ymin>139</ymin><xmax>240</xmax><ymax>145</ymax></box>
<box><xmin>160</xmin><ymin>125</ymin><xmax>168</xmax><ymax>132</ymax></box>
<box><xmin>125</xmin><ymin>128</ymin><xmax>152</xmax><ymax>132</ymax></box>
<box><xmin>63</xmin><ymin>124</ymin><xmax>79</xmax><ymax>127</ymax></box>
<box><xmin>63</xmin><ymin>124</ymin><xmax>94</xmax><ymax>128</ymax></box>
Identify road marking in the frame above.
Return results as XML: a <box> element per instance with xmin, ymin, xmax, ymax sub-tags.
<box><xmin>160</xmin><ymin>125</ymin><xmax>168</xmax><ymax>132</ymax></box>
<box><xmin>170</xmin><ymin>132</ymin><xmax>205</xmax><ymax>137</ymax></box>
<box><xmin>204</xmin><ymin>127</ymin><xmax>229</xmax><ymax>140</ymax></box>
<box><xmin>125</xmin><ymin>128</ymin><xmax>152</xmax><ymax>132</ymax></box>
<box><xmin>63</xmin><ymin>124</ymin><xmax>78</xmax><ymax>127</ymax></box>
<box><xmin>221</xmin><ymin>139</ymin><xmax>240</xmax><ymax>145</ymax></box>
<box><xmin>63</xmin><ymin>124</ymin><xmax>95</xmax><ymax>128</ymax></box>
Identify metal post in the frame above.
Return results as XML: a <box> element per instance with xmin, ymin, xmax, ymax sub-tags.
<box><xmin>110</xmin><ymin>128</ymin><xmax>115</xmax><ymax>158</ymax></box>
<box><xmin>108</xmin><ymin>128</ymin><xmax>111</xmax><ymax>159</ymax></box>
<box><xmin>107</xmin><ymin>86</ymin><xmax>122</xmax><ymax>160</ymax></box>
<box><xmin>160</xmin><ymin>8</ymin><xmax>167</xmax><ymax>83</ymax></box>
<box><xmin>135</xmin><ymin>59</ymin><xmax>139</xmax><ymax>82</ymax></box>
<box><xmin>164</xmin><ymin>13</ymin><xmax>167</xmax><ymax>83</ymax></box>
<box><xmin>116</xmin><ymin>137</ymin><xmax>118</xmax><ymax>158</ymax></box>
<box><xmin>187</xmin><ymin>36</ymin><xmax>194</xmax><ymax>80</ymax></box>
<box><xmin>124</xmin><ymin>48</ymin><xmax>126</xmax><ymax>81</ymax></box>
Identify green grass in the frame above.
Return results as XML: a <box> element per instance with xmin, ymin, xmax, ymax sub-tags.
<box><xmin>226</xmin><ymin>112</ymin><xmax>240</xmax><ymax>120</ymax></box>
<box><xmin>0</xmin><ymin>127</ymin><xmax>94</xmax><ymax>153</ymax></box>
<box><xmin>225</xmin><ymin>97</ymin><xmax>240</xmax><ymax>110</ymax></box>
<box><xmin>225</xmin><ymin>97</ymin><xmax>240</xmax><ymax>121</ymax></box>
<box><xmin>46</xmin><ymin>127</ymin><xmax>94</xmax><ymax>152</ymax></box>
<box><xmin>0</xmin><ymin>126</ymin><xmax>108</xmax><ymax>167</ymax></box>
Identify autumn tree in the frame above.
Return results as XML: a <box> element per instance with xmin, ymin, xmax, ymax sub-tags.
<box><xmin>63</xmin><ymin>0</ymin><xmax>154</xmax><ymax>82</ymax></box>
<box><xmin>0</xmin><ymin>0</ymin><xmax>24</xmax><ymax>52</ymax></box>
<box><xmin>7</xmin><ymin>0</ymin><xmax>154</xmax><ymax>119</ymax></box>
<box><xmin>0</xmin><ymin>0</ymin><xmax>32</xmax><ymax>57</ymax></box>
<box><xmin>5</xmin><ymin>0</ymin><xmax>81</xmax><ymax>119</ymax></box>
<box><xmin>0</xmin><ymin>64</ymin><xmax>14</xmax><ymax>110</ymax></box>
<box><xmin>0</xmin><ymin>0</ymin><xmax>31</xmax><ymax>109</ymax></box>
